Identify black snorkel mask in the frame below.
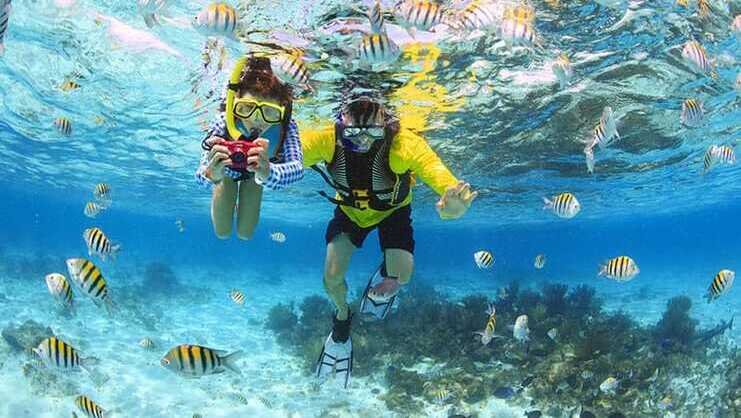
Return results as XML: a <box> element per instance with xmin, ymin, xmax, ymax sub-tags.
<box><xmin>336</xmin><ymin>96</ymin><xmax>390</xmax><ymax>154</ymax></box>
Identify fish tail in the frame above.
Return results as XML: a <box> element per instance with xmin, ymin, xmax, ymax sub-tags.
<box><xmin>542</xmin><ymin>197</ymin><xmax>553</xmax><ymax>210</ymax></box>
<box><xmin>598</xmin><ymin>262</ymin><xmax>607</xmax><ymax>276</ymax></box>
<box><xmin>110</xmin><ymin>243</ymin><xmax>122</xmax><ymax>259</ymax></box>
<box><xmin>222</xmin><ymin>350</ymin><xmax>244</xmax><ymax>374</ymax></box>
<box><xmin>80</xmin><ymin>356</ymin><xmax>99</xmax><ymax>373</ymax></box>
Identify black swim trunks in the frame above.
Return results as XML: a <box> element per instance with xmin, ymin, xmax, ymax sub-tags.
<box><xmin>325</xmin><ymin>205</ymin><xmax>415</xmax><ymax>254</ymax></box>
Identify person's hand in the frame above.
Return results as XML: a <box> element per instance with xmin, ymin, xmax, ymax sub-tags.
<box><xmin>246</xmin><ymin>138</ymin><xmax>270</xmax><ymax>179</ymax></box>
<box><xmin>436</xmin><ymin>181</ymin><xmax>477</xmax><ymax>220</ymax></box>
<box><xmin>204</xmin><ymin>136</ymin><xmax>231</xmax><ymax>183</ymax></box>
<box><xmin>368</xmin><ymin>278</ymin><xmax>400</xmax><ymax>302</ymax></box>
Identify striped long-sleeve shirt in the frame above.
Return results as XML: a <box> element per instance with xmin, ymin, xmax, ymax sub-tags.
<box><xmin>195</xmin><ymin>112</ymin><xmax>304</xmax><ymax>190</ymax></box>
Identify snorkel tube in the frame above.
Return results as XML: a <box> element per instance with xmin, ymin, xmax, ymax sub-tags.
<box><xmin>225</xmin><ymin>57</ymin><xmax>249</xmax><ymax>141</ymax></box>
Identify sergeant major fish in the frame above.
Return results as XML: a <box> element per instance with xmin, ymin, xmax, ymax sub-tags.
<box><xmin>229</xmin><ymin>289</ymin><xmax>245</xmax><ymax>305</ymax></box>
<box><xmin>161</xmin><ymin>344</ymin><xmax>243</xmax><ymax>377</ymax></box>
<box><xmin>534</xmin><ymin>254</ymin><xmax>546</xmax><ymax>269</ymax></box>
<box><xmin>193</xmin><ymin>3</ymin><xmax>238</xmax><ymax>38</ymax></box>
<box><xmin>45</xmin><ymin>273</ymin><xmax>74</xmax><ymax>310</ymax></box>
<box><xmin>599</xmin><ymin>256</ymin><xmax>640</xmax><ymax>281</ymax></box>
<box><xmin>474</xmin><ymin>304</ymin><xmax>498</xmax><ymax>345</ymax></box>
<box><xmin>83</xmin><ymin>227</ymin><xmax>121</xmax><ymax>261</ymax></box>
<box><xmin>703</xmin><ymin>145</ymin><xmax>736</xmax><ymax>173</ymax></box>
<box><xmin>357</xmin><ymin>32</ymin><xmax>401</xmax><ymax>70</ymax></box>
<box><xmin>552</xmin><ymin>53</ymin><xmax>573</xmax><ymax>89</ymax></box>
<box><xmin>270</xmin><ymin>231</ymin><xmax>286</xmax><ymax>243</ymax></box>
<box><xmin>394</xmin><ymin>0</ymin><xmax>447</xmax><ymax>37</ymax></box>
<box><xmin>33</xmin><ymin>336</ymin><xmax>97</xmax><ymax>373</ymax></box>
<box><xmin>270</xmin><ymin>52</ymin><xmax>312</xmax><ymax>92</ymax></box>
<box><xmin>0</xmin><ymin>0</ymin><xmax>11</xmax><ymax>56</ymax></box>
<box><xmin>84</xmin><ymin>202</ymin><xmax>104</xmax><ymax>219</ymax></box>
<box><xmin>705</xmin><ymin>269</ymin><xmax>734</xmax><ymax>302</ymax></box>
<box><xmin>65</xmin><ymin>258</ymin><xmax>113</xmax><ymax>310</ymax></box>
<box><xmin>55</xmin><ymin>117</ymin><xmax>72</xmax><ymax>136</ymax></box>
<box><xmin>473</xmin><ymin>250</ymin><xmax>494</xmax><ymax>269</ymax></box>
<box><xmin>543</xmin><ymin>192</ymin><xmax>581</xmax><ymax>219</ymax></box>
<box><xmin>93</xmin><ymin>183</ymin><xmax>111</xmax><ymax>203</ymax></box>
<box><xmin>368</xmin><ymin>0</ymin><xmax>385</xmax><ymax>34</ymax></box>
<box><xmin>681</xmin><ymin>40</ymin><xmax>717</xmax><ymax>79</ymax></box>
<box><xmin>680</xmin><ymin>99</ymin><xmax>704</xmax><ymax>127</ymax></box>
<box><xmin>75</xmin><ymin>395</ymin><xmax>109</xmax><ymax>418</ymax></box>
<box><xmin>599</xmin><ymin>376</ymin><xmax>619</xmax><ymax>394</ymax></box>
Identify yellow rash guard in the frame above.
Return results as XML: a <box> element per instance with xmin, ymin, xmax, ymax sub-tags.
<box><xmin>300</xmin><ymin>124</ymin><xmax>459</xmax><ymax>228</ymax></box>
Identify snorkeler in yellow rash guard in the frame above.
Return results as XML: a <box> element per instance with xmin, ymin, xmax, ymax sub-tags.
<box><xmin>310</xmin><ymin>96</ymin><xmax>477</xmax><ymax>388</ymax></box>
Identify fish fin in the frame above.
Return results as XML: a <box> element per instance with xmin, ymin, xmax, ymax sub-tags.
<box><xmin>221</xmin><ymin>350</ymin><xmax>244</xmax><ymax>374</ymax></box>
<box><xmin>110</xmin><ymin>243</ymin><xmax>122</xmax><ymax>260</ymax></box>
<box><xmin>542</xmin><ymin>197</ymin><xmax>552</xmax><ymax>210</ymax></box>
<box><xmin>406</xmin><ymin>27</ymin><xmax>417</xmax><ymax>39</ymax></box>
<box><xmin>598</xmin><ymin>262</ymin><xmax>607</xmax><ymax>276</ymax></box>
<box><xmin>144</xmin><ymin>14</ymin><xmax>157</xmax><ymax>28</ymax></box>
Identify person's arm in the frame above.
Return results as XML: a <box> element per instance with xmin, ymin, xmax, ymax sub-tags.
<box><xmin>396</xmin><ymin>129</ymin><xmax>458</xmax><ymax>195</ymax></box>
<box><xmin>254</xmin><ymin>119</ymin><xmax>305</xmax><ymax>190</ymax></box>
<box><xmin>395</xmin><ymin>129</ymin><xmax>477</xmax><ymax>219</ymax></box>
<box><xmin>298</xmin><ymin>124</ymin><xmax>336</xmax><ymax>168</ymax></box>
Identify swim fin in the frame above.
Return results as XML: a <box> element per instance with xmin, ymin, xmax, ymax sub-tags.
<box><xmin>358</xmin><ymin>262</ymin><xmax>398</xmax><ymax>321</ymax></box>
<box><xmin>316</xmin><ymin>314</ymin><xmax>353</xmax><ymax>388</ymax></box>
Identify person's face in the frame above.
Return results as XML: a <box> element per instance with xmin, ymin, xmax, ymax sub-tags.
<box><xmin>233</xmin><ymin>92</ymin><xmax>285</xmax><ymax>135</ymax></box>
<box><xmin>340</xmin><ymin>107</ymin><xmax>386</xmax><ymax>152</ymax></box>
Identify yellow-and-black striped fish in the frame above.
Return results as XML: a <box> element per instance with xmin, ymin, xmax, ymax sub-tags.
<box><xmin>84</xmin><ymin>202</ymin><xmax>104</xmax><ymax>219</ymax></box>
<box><xmin>65</xmin><ymin>258</ymin><xmax>112</xmax><ymax>308</ymax></box>
<box><xmin>54</xmin><ymin>117</ymin><xmax>72</xmax><ymax>136</ymax></box>
<box><xmin>60</xmin><ymin>79</ymin><xmax>81</xmax><ymax>92</ymax></box>
<box><xmin>534</xmin><ymin>254</ymin><xmax>546</xmax><ymax>269</ymax></box>
<box><xmin>161</xmin><ymin>344</ymin><xmax>243</xmax><ymax>377</ymax></box>
<box><xmin>270</xmin><ymin>52</ymin><xmax>311</xmax><ymax>90</ymax></box>
<box><xmin>75</xmin><ymin>395</ymin><xmax>107</xmax><ymax>418</ymax></box>
<box><xmin>552</xmin><ymin>53</ymin><xmax>573</xmax><ymax>89</ymax></box>
<box><xmin>229</xmin><ymin>289</ymin><xmax>245</xmax><ymax>305</ymax></box>
<box><xmin>139</xmin><ymin>337</ymin><xmax>155</xmax><ymax>350</ymax></box>
<box><xmin>394</xmin><ymin>0</ymin><xmax>446</xmax><ymax>33</ymax></box>
<box><xmin>474</xmin><ymin>304</ymin><xmax>497</xmax><ymax>345</ymax></box>
<box><xmin>368</xmin><ymin>0</ymin><xmax>385</xmax><ymax>33</ymax></box>
<box><xmin>543</xmin><ymin>192</ymin><xmax>581</xmax><ymax>219</ymax></box>
<box><xmin>498</xmin><ymin>5</ymin><xmax>537</xmax><ymax>48</ymax></box>
<box><xmin>434</xmin><ymin>388</ymin><xmax>451</xmax><ymax>404</ymax></box>
<box><xmin>93</xmin><ymin>183</ymin><xmax>111</xmax><ymax>202</ymax></box>
<box><xmin>680</xmin><ymin>98</ymin><xmax>704</xmax><ymax>127</ymax></box>
<box><xmin>32</xmin><ymin>337</ymin><xmax>96</xmax><ymax>372</ymax></box>
<box><xmin>705</xmin><ymin>269</ymin><xmax>734</xmax><ymax>302</ymax></box>
<box><xmin>357</xmin><ymin>32</ymin><xmax>401</xmax><ymax>69</ymax></box>
<box><xmin>454</xmin><ymin>0</ymin><xmax>498</xmax><ymax>32</ymax></box>
<box><xmin>697</xmin><ymin>0</ymin><xmax>710</xmax><ymax>18</ymax></box>
<box><xmin>473</xmin><ymin>250</ymin><xmax>494</xmax><ymax>269</ymax></box>
<box><xmin>703</xmin><ymin>145</ymin><xmax>736</xmax><ymax>173</ymax></box>
<box><xmin>45</xmin><ymin>273</ymin><xmax>74</xmax><ymax>309</ymax></box>
<box><xmin>193</xmin><ymin>3</ymin><xmax>238</xmax><ymax>38</ymax></box>
<box><xmin>599</xmin><ymin>256</ymin><xmax>640</xmax><ymax>281</ymax></box>
<box><xmin>83</xmin><ymin>227</ymin><xmax>120</xmax><ymax>261</ymax></box>
<box><xmin>0</xmin><ymin>0</ymin><xmax>11</xmax><ymax>56</ymax></box>
<box><xmin>681</xmin><ymin>40</ymin><xmax>717</xmax><ymax>79</ymax></box>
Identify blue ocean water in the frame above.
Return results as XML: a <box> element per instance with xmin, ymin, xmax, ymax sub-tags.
<box><xmin>1</xmin><ymin>0</ymin><xmax>740</xmax><ymax>417</ymax></box>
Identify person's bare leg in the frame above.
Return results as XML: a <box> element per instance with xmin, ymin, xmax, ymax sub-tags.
<box><xmin>211</xmin><ymin>178</ymin><xmax>237</xmax><ymax>239</ymax></box>
<box><xmin>324</xmin><ymin>234</ymin><xmax>356</xmax><ymax>320</ymax></box>
<box><xmin>235</xmin><ymin>178</ymin><xmax>263</xmax><ymax>240</ymax></box>
<box><xmin>367</xmin><ymin>248</ymin><xmax>413</xmax><ymax>300</ymax></box>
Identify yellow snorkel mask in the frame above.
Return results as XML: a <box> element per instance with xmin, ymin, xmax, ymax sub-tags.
<box><xmin>225</xmin><ymin>56</ymin><xmax>286</xmax><ymax>140</ymax></box>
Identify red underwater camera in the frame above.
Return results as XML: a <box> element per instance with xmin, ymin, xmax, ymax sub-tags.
<box><xmin>218</xmin><ymin>140</ymin><xmax>259</xmax><ymax>171</ymax></box>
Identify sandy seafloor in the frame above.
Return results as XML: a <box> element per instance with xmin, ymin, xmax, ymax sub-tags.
<box><xmin>0</xmin><ymin>252</ymin><xmax>737</xmax><ymax>418</ymax></box>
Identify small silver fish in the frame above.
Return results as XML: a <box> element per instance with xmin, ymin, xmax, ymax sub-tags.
<box><xmin>534</xmin><ymin>254</ymin><xmax>546</xmax><ymax>269</ymax></box>
<box><xmin>513</xmin><ymin>315</ymin><xmax>530</xmax><ymax>343</ymax></box>
<box><xmin>599</xmin><ymin>376</ymin><xmax>619</xmax><ymax>394</ymax></box>
<box><xmin>552</xmin><ymin>53</ymin><xmax>573</xmax><ymax>89</ymax></box>
<box><xmin>680</xmin><ymin>99</ymin><xmax>704</xmax><ymax>127</ymax></box>
<box><xmin>270</xmin><ymin>231</ymin><xmax>286</xmax><ymax>243</ymax></box>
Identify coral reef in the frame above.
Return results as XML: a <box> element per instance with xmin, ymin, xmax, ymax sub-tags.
<box><xmin>1</xmin><ymin>320</ymin><xmax>53</xmax><ymax>352</ymax></box>
<box><xmin>653</xmin><ymin>296</ymin><xmax>697</xmax><ymax>352</ymax></box>
<box><xmin>265</xmin><ymin>282</ymin><xmax>735</xmax><ymax>416</ymax></box>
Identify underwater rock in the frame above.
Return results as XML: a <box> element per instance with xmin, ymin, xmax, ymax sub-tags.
<box><xmin>542</xmin><ymin>283</ymin><xmax>569</xmax><ymax>316</ymax></box>
<box><xmin>143</xmin><ymin>262</ymin><xmax>181</xmax><ymax>294</ymax></box>
<box><xmin>524</xmin><ymin>411</ymin><xmax>542</xmax><ymax>418</ymax></box>
<box><xmin>1</xmin><ymin>320</ymin><xmax>53</xmax><ymax>352</ymax></box>
<box><xmin>492</xmin><ymin>386</ymin><xmax>516</xmax><ymax>399</ymax></box>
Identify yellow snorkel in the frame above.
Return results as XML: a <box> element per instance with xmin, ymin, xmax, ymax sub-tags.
<box><xmin>225</xmin><ymin>57</ymin><xmax>249</xmax><ymax>140</ymax></box>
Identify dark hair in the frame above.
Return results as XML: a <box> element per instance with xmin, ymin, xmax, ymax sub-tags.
<box><xmin>230</xmin><ymin>56</ymin><xmax>294</xmax><ymax>154</ymax></box>
<box><xmin>342</xmin><ymin>96</ymin><xmax>400</xmax><ymax>140</ymax></box>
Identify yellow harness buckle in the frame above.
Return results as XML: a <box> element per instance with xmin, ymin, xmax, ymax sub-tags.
<box><xmin>352</xmin><ymin>189</ymin><xmax>370</xmax><ymax>209</ymax></box>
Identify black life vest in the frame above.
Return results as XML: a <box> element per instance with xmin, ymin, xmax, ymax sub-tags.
<box><xmin>311</xmin><ymin>126</ymin><xmax>411</xmax><ymax>211</ymax></box>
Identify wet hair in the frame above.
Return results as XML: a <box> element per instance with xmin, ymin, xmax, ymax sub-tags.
<box><xmin>226</xmin><ymin>56</ymin><xmax>294</xmax><ymax>150</ymax></box>
<box><xmin>341</xmin><ymin>96</ymin><xmax>400</xmax><ymax>139</ymax></box>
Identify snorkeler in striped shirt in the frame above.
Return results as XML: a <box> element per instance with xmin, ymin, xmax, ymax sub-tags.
<box><xmin>195</xmin><ymin>55</ymin><xmax>304</xmax><ymax>239</ymax></box>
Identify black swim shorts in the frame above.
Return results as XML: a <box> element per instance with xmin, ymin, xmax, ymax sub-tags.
<box><xmin>325</xmin><ymin>205</ymin><xmax>415</xmax><ymax>254</ymax></box>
